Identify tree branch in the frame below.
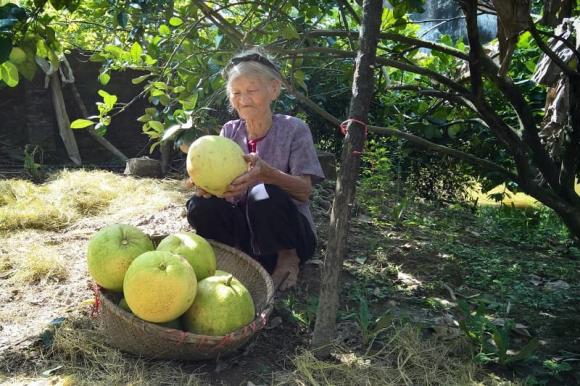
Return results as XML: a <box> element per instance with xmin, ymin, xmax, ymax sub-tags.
<box><xmin>337</xmin><ymin>0</ymin><xmax>360</xmax><ymax>24</ymax></box>
<box><xmin>301</xmin><ymin>30</ymin><xmax>469</xmax><ymax>61</ymax></box>
<box><xmin>529</xmin><ymin>18</ymin><xmax>580</xmax><ymax>79</ymax></box>
<box><xmin>192</xmin><ymin>0</ymin><xmax>244</xmax><ymax>46</ymax></box>
<box><xmin>376</xmin><ymin>57</ymin><xmax>471</xmax><ymax>95</ymax></box>
<box><xmin>478</xmin><ymin>54</ymin><xmax>562</xmax><ymax>190</ymax></box>
<box><xmin>284</xmin><ymin>80</ymin><xmax>516</xmax><ymax>180</ymax></box>
<box><xmin>369</xmin><ymin>123</ymin><xmax>517</xmax><ymax>179</ymax></box>
<box><xmin>535</xmin><ymin>26</ymin><xmax>580</xmax><ymax>64</ymax></box>
<box><xmin>459</xmin><ymin>0</ymin><xmax>483</xmax><ymax>100</ymax></box>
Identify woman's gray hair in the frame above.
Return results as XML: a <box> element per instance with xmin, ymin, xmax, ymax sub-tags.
<box><xmin>224</xmin><ymin>49</ymin><xmax>282</xmax><ymax>94</ymax></box>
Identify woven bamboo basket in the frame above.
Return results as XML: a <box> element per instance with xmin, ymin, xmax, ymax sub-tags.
<box><xmin>96</xmin><ymin>238</ymin><xmax>274</xmax><ymax>361</ymax></box>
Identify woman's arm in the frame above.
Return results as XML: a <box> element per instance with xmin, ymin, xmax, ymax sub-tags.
<box><xmin>223</xmin><ymin>153</ymin><xmax>313</xmax><ymax>202</ymax></box>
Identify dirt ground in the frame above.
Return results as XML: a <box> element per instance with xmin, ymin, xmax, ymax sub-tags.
<box><xmin>1</xmin><ymin>175</ymin><xmax>578</xmax><ymax>385</ymax></box>
<box><xmin>0</xmin><ymin>180</ymin><xmax>341</xmax><ymax>385</ymax></box>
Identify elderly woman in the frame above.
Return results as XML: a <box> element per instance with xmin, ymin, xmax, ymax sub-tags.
<box><xmin>185</xmin><ymin>50</ymin><xmax>325</xmax><ymax>290</ymax></box>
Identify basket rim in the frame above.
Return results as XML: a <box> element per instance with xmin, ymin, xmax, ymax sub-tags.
<box><xmin>98</xmin><ymin>238</ymin><xmax>275</xmax><ymax>344</ymax></box>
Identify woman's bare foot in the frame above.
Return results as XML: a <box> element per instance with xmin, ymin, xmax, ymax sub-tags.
<box><xmin>272</xmin><ymin>249</ymin><xmax>300</xmax><ymax>291</ymax></box>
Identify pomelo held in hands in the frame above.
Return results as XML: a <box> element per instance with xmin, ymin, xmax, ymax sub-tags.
<box><xmin>87</xmin><ymin>224</ymin><xmax>154</xmax><ymax>292</ymax></box>
<box><xmin>123</xmin><ymin>251</ymin><xmax>197</xmax><ymax>323</ymax></box>
<box><xmin>156</xmin><ymin>232</ymin><xmax>216</xmax><ymax>281</ymax></box>
<box><xmin>182</xmin><ymin>274</ymin><xmax>255</xmax><ymax>336</ymax></box>
<box><xmin>186</xmin><ymin>135</ymin><xmax>247</xmax><ymax>197</ymax></box>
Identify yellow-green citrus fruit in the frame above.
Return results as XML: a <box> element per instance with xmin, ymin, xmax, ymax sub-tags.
<box><xmin>123</xmin><ymin>251</ymin><xmax>197</xmax><ymax>323</ymax></box>
<box><xmin>119</xmin><ymin>297</ymin><xmax>183</xmax><ymax>329</ymax></box>
<box><xmin>182</xmin><ymin>274</ymin><xmax>255</xmax><ymax>336</ymax></box>
<box><xmin>186</xmin><ymin>135</ymin><xmax>246</xmax><ymax>197</ymax></box>
<box><xmin>156</xmin><ymin>232</ymin><xmax>216</xmax><ymax>281</ymax></box>
<box><xmin>87</xmin><ymin>224</ymin><xmax>154</xmax><ymax>292</ymax></box>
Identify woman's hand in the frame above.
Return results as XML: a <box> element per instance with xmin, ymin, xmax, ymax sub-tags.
<box><xmin>223</xmin><ymin>153</ymin><xmax>272</xmax><ymax>199</ymax></box>
<box><xmin>193</xmin><ymin>185</ymin><xmax>212</xmax><ymax>199</ymax></box>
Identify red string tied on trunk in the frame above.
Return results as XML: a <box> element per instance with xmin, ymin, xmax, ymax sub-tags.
<box><xmin>339</xmin><ymin>118</ymin><xmax>368</xmax><ymax>156</ymax></box>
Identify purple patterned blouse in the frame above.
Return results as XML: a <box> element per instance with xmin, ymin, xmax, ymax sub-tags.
<box><xmin>220</xmin><ymin>114</ymin><xmax>325</xmax><ymax>237</ymax></box>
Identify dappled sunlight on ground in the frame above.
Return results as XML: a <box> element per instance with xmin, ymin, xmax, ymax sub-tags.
<box><xmin>469</xmin><ymin>181</ymin><xmax>580</xmax><ymax>208</ymax></box>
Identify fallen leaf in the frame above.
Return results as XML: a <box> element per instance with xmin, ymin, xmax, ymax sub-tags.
<box><xmin>545</xmin><ymin>280</ymin><xmax>570</xmax><ymax>291</ymax></box>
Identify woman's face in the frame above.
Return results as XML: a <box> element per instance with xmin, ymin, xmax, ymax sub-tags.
<box><xmin>228</xmin><ymin>74</ymin><xmax>279</xmax><ymax>121</ymax></box>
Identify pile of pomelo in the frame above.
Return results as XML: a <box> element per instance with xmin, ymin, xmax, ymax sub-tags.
<box><xmin>87</xmin><ymin>224</ymin><xmax>255</xmax><ymax>336</ymax></box>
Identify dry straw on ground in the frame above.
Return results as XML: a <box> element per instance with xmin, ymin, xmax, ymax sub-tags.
<box><xmin>276</xmin><ymin>323</ymin><xmax>482</xmax><ymax>386</ymax></box>
<box><xmin>0</xmin><ymin>169</ymin><xmax>185</xmax><ymax>232</ymax></box>
<box><xmin>2</xmin><ymin>318</ymin><xmax>203</xmax><ymax>385</ymax></box>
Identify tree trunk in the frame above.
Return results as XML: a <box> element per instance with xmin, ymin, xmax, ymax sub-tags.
<box><xmin>160</xmin><ymin>140</ymin><xmax>172</xmax><ymax>175</ymax></box>
<box><xmin>541</xmin><ymin>0</ymin><xmax>576</xmax><ymax>26</ymax></box>
<box><xmin>311</xmin><ymin>0</ymin><xmax>383</xmax><ymax>358</ymax></box>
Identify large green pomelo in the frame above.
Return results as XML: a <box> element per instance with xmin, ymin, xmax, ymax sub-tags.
<box><xmin>156</xmin><ymin>232</ymin><xmax>216</xmax><ymax>281</ymax></box>
<box><xmin>186</xmin><ymin>135</ymin><xmax>247</xmax><ymax>197</ymax></box>
<box><xmin>87</xmin><ymin>224</ymin><xmax>154</xmax><ymax>292</ymax></box>
<box><xmin>119</xmin><ymin>297</ymin><xmax>182</xmax><ymax>329</ymax></box>
<box><xmin>182</xmin><ymin>274</ymin><xmax>255</xmax><ymax>336</ymax></box>
<box><xmin>123</xmin><ymin>251</ymin><xmax>197</xmax><ymax>323</ymax></box>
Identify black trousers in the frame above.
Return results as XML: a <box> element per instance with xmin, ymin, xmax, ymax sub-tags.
<box><xmin>186</xmin><ymin>184</ymin><xmax>316</xmax><ymax>273</ymax></box>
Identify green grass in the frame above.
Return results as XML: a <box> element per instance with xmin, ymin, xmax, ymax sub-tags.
<box><xmin>353</xmin><ymin>180</ymin><xmax>580</xmax><ymax>383</ymax></box>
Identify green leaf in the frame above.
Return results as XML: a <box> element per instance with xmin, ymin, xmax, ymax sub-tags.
<box><xmin>130</xmin><ymin>42</ymin><xmax>142</xmax><ymax>62</ymax></box>
<box><xmin>70</xmin><ymin>119</ymin><xmax>95</xmax><ymax>129</ymax></box>
<box><xmin>179</xmin><ymin>90</ymin><xmax>198</xmax><ymax>110</ymax></box>
<box><xmin>36</xmin><ymin>39</ymin><xmax>48</xmax><ymax>58</ymax></box>
<box><xmin>158</xmin><ymin>24</ymin><xmax>171</xmax><ymax>36</ymax></box>
<box><xmin>132</xmin><ymin>74</ymin><xmax>152</xmax><ymax>84</ymax></box>
<box><xmin>65</xmin><ymin>0</ymin><xmax>81</xmax><ymax>12</ymax></box>
<box><xmin>448</xmin><ymin>124</ymin><xmax>461</xmax><ymax>138</ymax></box>
<box><xmin>144</xmin><ymin>55</ymin><xmax>157</xmax><ymax>65</ymax></box>
<box><xmin>1</xmin><ymin>61</ymin><xmax>19</xmax><ymax>87</ymax></box>
<box><xmin>144</xmin><ymin>129</ymin><xmax>160</xmax><ymax>139</ymax></box>
<box><xmin>117</xmin><ymin>11</ymin><xmax>128</xmax><ymax>28</ymax></box>
<box><xmin>34</xmin><ymin>0</ymin><xmax>48</xmax><ymax>8</ymax></box>
<box><xmin>148</xmin><ymin>120</ymin><xmax>164</xmax><ymax>132</ymax></box>
<box><xmin>372</xmin><ymin>311</ymin><xmax>394</xmax><ymax>333</ymax></box>
<box><xmin>97</xmin><ymin>90</ymin><xmax>117</xmax><ymax>108</ymax></box>
<box><xmin>137</xmin><ymin>114</ymin><xmax>151</xmax><ymax>123</ymax></box>
<box><xmin>524</xmin><ymin>60</ymin><xmax>536</xmax><ymax>73</ymax></box>
<box><xmin>357</xmin><ymin>295</ymin><xmax>370</xmax><ymax>331</ymax></box>
<box><xmin>94</xmin><ymin>122</ymin><xmax>107</xmax><ymax>136</ymax></box>
<box><xmin>152</xmin><ymin>81</ymin><xmax>167</xmax><ymax>89</ymax></box>
<box><xmin>172</xmin><ymin>85</ymin><xmax>185</xmax><ymax>94</ymax></box>
<box><xmin>150</xmin><ymin>88</ymin><xmax>165</xmax><ymax>97</ymax></box>
<box><xmin>89</xmin><ymin>52</ymin><xmax>106</xmax><ymax>62</ymax></box>
<box><xmin>169</xmin><ymin>17</ymin><xmax>183</xmax><ymax>27</ymax></box>
<box><xmin>17</xmin><ymin>60</ymin><xmax>37</xmax><ymax>81</ymax></box>
<box><xmin>98</xmin><ymin>72</ymin><xmax>110</xmax><ymax>85</ymax></box>
<box><xmin>281</xmin><ymin>23</ymin><xmax>299</xmax><ymax>40</ymax></box>
<box><xmin>49</xmin><ymin>0</ymin><xmax>67</xmax><ymax>10</ymax></box>
<box><xmin>158</xmin><ymin>94</ymin><xmax>170</xmax><ymax>106</ymax></box>
<box><xmin>104</xmin><ymin>45</ymin><xmax>126</xmax><ymax>59</ymax></box>
<box><xmin>149</xmin><ymin>142</ymin><xmax>160</xmax><ymax>153</ymax></box>
<box><xmin>214</xmin><ymin>34</ymin><xmax>223</xmax><ymax>49</ymax></box>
